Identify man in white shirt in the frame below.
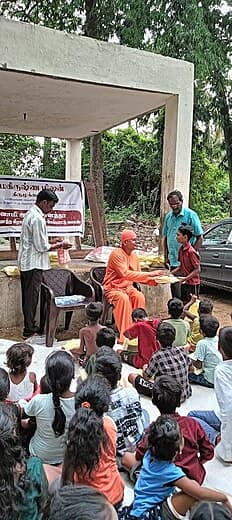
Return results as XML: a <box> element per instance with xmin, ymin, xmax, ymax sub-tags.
<box><xmin>188</xmin><ymin>326</ymin><xmax>232</xmax><ymax>463</ymax></box>
<box><xmin>18</xmin><ymin>189</ymin><xmax>71</xmax><ymax>338</ymax></box>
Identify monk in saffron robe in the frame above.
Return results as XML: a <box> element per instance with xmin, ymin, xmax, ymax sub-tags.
<box><xmin>103</xmin><ymin>229</ymin><xmax>165</xmax><ymax>343</ymax></box>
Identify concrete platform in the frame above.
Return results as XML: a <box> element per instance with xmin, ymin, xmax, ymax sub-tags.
<box><xmin>0</xmin><ymin>262</ymin><xmax>171</xmax><ymax>330</ymax></box>
<box><xmin>0</xmin><ymin>337</ymin><xmax>231</xmax><ymax>505</ymax></box>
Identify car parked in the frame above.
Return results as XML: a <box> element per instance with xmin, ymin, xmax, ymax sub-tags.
<box><xmin>200</xmin><ymin>218</ymin><xmax>232</xmax><ymax>292</ymax></box>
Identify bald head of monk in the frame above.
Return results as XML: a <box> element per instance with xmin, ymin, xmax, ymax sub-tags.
<box><xmin>120</xmin><ymin>229</ymin><xmax>137</xmax><ymax>255</ymax></box>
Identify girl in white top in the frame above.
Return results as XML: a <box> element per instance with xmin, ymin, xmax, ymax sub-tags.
<box><xmin>23</xmin><ymin>350</ymin><xmax>75</xmax><ymax>465</ymax></box>
<box><xmin>6</xmin><ymin>342</ymin><xmax>37</xmax><ymax>402</ymax></box>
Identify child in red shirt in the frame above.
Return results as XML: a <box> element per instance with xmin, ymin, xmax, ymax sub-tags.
<box><xmin>172</xmin><ymin>224</ymin><xmax>200</xmax><ymax>304</ymax></box>
<box><xmin>134</xmin><ymin>375</ymin><xmax>213</xmax><ymax>484</ymax></box>
<box><xmin>120</xmin><ymin>308</ymin><xmax>160</xmax><ymax>369</ymax></box>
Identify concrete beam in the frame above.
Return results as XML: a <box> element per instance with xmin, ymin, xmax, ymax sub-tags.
<box><xmin>0</xmin><ymin>17</ymin><xmax>193</xmax><ymax>95</ymax></box>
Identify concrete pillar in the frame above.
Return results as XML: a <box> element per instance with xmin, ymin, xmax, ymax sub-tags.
<box><xmin>65</xmin><ymin>139</ymin><xmax>82</xmax><ymax>247</ymax></box>
<box><xmin>65</xmin><ymin>139</ymin><xmax>82</xmax><ymax>181</ymax></box>
<box><xmin>160</xmin><ymin>92</ymin><xmax>193</xmax><ymax>219</ymax></box>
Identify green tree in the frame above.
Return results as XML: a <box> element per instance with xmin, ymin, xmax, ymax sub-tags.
<box><xmin>103</xmin><ymin>128</ymin><xmax>161</xmax><ymax>215</ymax></box>
<box><xmin>0</xmin><ymin>134</ymin><xmax>41</xmax><ymax>176</ymax></box>
<box><xmin>190</xmin><ymin>146</ymin><xmax>229</xmax><ymax>221</ymax></box>
<box><xmin>147</xmin><ymin>0</ymin><xmax>231</xmax><ymax>213</ymax></box>
<box><xmin>1</xmin><ymin>0</ymin><xmax>231</xmax><ymax>217</ymax></box>
<box><xmin>41</xmin><ymin>139</ymin><xmax>65</xmax><ymax>179</ymax></box>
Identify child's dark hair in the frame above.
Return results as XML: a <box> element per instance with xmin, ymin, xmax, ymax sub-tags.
<box><xmin>132</xmin><ymin>308</ymin><xmax>147</xmax><ymax>321</ymax></box>
<box><xmin>157</xmin><ymin>322</ymin><xmax>176</xmax><ymax>347</ymax></box>
<box><xmin>190</xmin><ymin>501</ymin><xmax>231</xmax><ymax>520</ymax></box>
<box><xmin>199</xmin><ymin>315</ymin><xmax>219</xmax><ymax>338</ymax></box>
<box><xmin>167</xmin><ymin>298</ymin><xmax>183</xmax><ymax>319</ymax></box>
<box><xmin>40</xmin><ymin>375</ymin><xmax>51</xmax><ymax>394</ymax></box>
<box><xmin>148</xmin><ymin>415</ymin><xmax>181</xmax><ymax>461</ymax></box>
<box><xmin>0</xmin><ymin>403</ymin><xmax>29</xmax><ymax>519</ymax></box>
<box><xmin>178</xmin><ymin>224</ymin><xmax>194</xmax><ymax>240</ymax></box>
<box><xmin>0</xmin><ymin>368</ymin><xmax>10</xmax><ymax>401</ymax></box>
<box><xmin>219</xmin><ymin>326</ymin><xmax>232</xmax><ymax>359</ymax></box>
<box><xmin>49</xmin><ymin>485</ymin><xmax>116</xmax><ymax>520</ymax></box>
<box><xmin>152</xmin><ymin>375</ymin><xmax>181</xmax><ymax>413</ymax></box>
<box><xmin>199</xmin><ymin>299</ymin><xmax>213</xmax><ymax>315</ymax></box>
<box><xmin>95</xmin><ymin>347</ymin><xmax>122</xmax><ymax>389</ymax></box>
<box><xmin>6</xmin><ymin>342</ymin><xmax>34</xmax><ymax>375</ymax></box>
<box><xmin>96</xmin><ymin>327</ymin><xmax>116</xmax><ymax>349</ymax></box>
<box><xmin>45</xmin><ymin>351</ymin><xmax>74</xmax><ymax>437</ymax></box>
<box><xmin>62</xmin><ymin>375</ymin><xmax>110</xmax><ymax>484</ymax></box>
<box><xmin>86</xmin><ymin>302</ymin><xmax>103</xmax><ymax>322</ymax></box>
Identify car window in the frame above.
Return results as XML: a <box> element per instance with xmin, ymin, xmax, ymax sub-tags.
<box><xmin>203</xmin><ymin>223</ymin><xmax>232</xmax><ymax>246</ymax></box>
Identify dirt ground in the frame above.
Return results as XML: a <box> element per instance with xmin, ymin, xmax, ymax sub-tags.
<box><xmin>0</xmin><ymin>287</ymin><xmax>231</xmax><ymax>343</ymax></box>
<box><xmin>200</xmin><ymin>287</ymin><xmax>231</xmax><ymax>327</ymax></box>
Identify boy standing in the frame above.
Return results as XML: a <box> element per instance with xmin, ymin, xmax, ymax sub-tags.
<box><xmin>120</xmin><ymin>308</ymin><xmax>160</xmax><ymax>369</ymax></box>
<box><xmin>189</xmin><ymin>315</ymin><xmax>222</xmax><ymax>388</ymax></box>
<box><xmin>128</xmin><ymin>322</ymin><xmax>192</xmax><ymax>402</ymax></box>
<box><xmin>172</xmin><ymin>224</ymin><xmax>200</xmax><ymax>304</ymax></box>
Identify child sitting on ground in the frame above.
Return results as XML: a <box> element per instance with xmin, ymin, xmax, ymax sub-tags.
<box><xmin>118</xmin><ymin>415</ymin><xmax>231</xmax><ymax>520</ymax></box>
<box><xmin>171</xmin><ymin>224</ymin><xmax>201</xmax><ymax>304</ymax></box>
<box><xmin>120</xmin><ymin>308</ymin><xmax>160</xmax><ymax>368</ymax></box>
<box><xmin>188</xmin><ymin>326</ymin><xmax>232</xmax><ymax>463</ymax></box>
<box><xmin>184</xmin><ymin>293</ymin><xmax>200</xmax><ymax>320</ymax></box>
<box><xmin>134</xmin><ymin>375</ymin><xmax>214</xmax><ymax>484</ymax></box>
<box><xmin>95</xmin><ymin>347</ymin><xmax>145</xmax><ymax>467</ymax></box>
<box><xmin>39</xmin><ymin>374</ymin><xmax>51</xmax><ymax>394</ymax></box>
<box><xmin>49</xmin><ymin>485</ymin><xmax>119</xmax><ymax>520</ymax></box>
<box><xmin>22</xmin><ymin>350</ymin><xmax>75</xmax><ymax>465</ymax></box>
<box><xmin>6</xmin><ymin>343</ymin><xmax>37</xmax><ymax>402</ymax></box>
<box><xmin>73</xmin><ymin>302</ymin><xmax>103</xmax><ymax>364</ymax></box>
<box><xmin>0</xmin><ymin>367</ymin><xmax>10</xmax><ymax>402</ymax></box>
<box><xmin>163</xmin><ymin>298</ymin><xmax>190</xmax><ymax>347</ymax></box>
<box><xmin>185</xmin><ymin>298</ymin><xmax>214</xmax><ymax>351</ymax></box>
<box><xmin>128</xmin><ymin>322</ymin><xmax>192</xmax><ymax>402</ymax></box>
<box><xmin>189</xmin><ymin>315</ymin><xmax>222</xmax><ymax>388</ymax></box>
<box><xmin>85</xmin><ymin>327</ymin><xmax>116</xmax><ymax>376</ymax></box>
<box><xmin>0</xmin><ymin>403</ymin><xmax>49</xmax><ymax>520</ymax></box>
<box><xmin>190</xmin><ymin>501</ymin><xmax>232</xmax><ymax>520</ymax></box>
<box><xmin>61</xmin><ymin>375</ymin><xmax>124</xmax><ymax>507</ymax></box>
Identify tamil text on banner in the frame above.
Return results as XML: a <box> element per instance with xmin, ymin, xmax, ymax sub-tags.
<box><xmin>0</xmin><ymin>177</ymin><xmax>85</xmax><ymax>237</ymax></box>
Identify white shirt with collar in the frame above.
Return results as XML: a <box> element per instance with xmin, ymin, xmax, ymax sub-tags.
<box><xmin>18</xmin><ymin>205</ymin><xmax>50</xmax><ymax>271</ymax></box>
<box><xmin>215</xmin><ymin>359</ymin><xmax>232</xmax><ymax>462</ymax></box>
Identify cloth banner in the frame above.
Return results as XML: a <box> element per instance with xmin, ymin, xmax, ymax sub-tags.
<box><xmin>0</xmin><ymin>177</ymin><xmax>85</xmax><ymax>237</ymax></box>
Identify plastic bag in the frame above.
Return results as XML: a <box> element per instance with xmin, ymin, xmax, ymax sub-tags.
<box><xmin>55</xmin><ymin>295</ymin><xmax>85</xmax><ymax>307</ymax></box>
<box><xmin>84</xmin><ymin>246</ymin><xmax>115</xmax><ymax>263</ymax></box>
<box><xmin>57</xmin><ymin>248</ymin><xmax>71</xmax><ymax>265</ymax></box>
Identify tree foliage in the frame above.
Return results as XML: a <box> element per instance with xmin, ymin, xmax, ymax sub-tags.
<box><xmin>0</xmin><ymin>0</ymin><xmax>231</xmax><ymax>218</ymax></box>
<box><xmin>0</xmin><ymin>134</ymin><xmax>40</xmax><ymax>177</ymax></box>
<box><xmin>147</xmin><ymin>0</ymin><xmax>232</xmax><ymax>212</ymax></box>
<box><xmin>102</xmin><ymin>128</ymin><xmax>161</xmax><ymax>214</ymax></box>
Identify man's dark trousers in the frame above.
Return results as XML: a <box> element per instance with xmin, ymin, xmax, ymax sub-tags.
<box><xmin>20</xmin><ymin>269</ymin><xmax>43</xmax><ymax>336</ymax></box>
<box><xmin>170</xmin><ymin>266</ymin><xmax>181</xmax><ymax>299</ymax></box>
